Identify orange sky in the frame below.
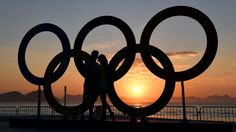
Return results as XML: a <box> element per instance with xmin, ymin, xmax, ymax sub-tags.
<box><xmin>1</xmin><ymin>47</ymin><xmax>235</xmax><ymax>101</ymax></box>
<box><xmin>1</xmin><ymin>1</ymin><xmax>236</xmax><ymax>104</ymax></box>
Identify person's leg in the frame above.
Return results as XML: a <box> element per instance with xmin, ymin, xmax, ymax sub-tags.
<box><xmin>88</xmin><ymin>105</ymin><xmax>94</xmax><ymax>120</ymax></box>
<box><xmin>100</xmin><ymin>92</ymin><xmax>107</xmax><ymax>120</ymax></box>
<box><xmin>103</xmin><ymin>93</ymin><xmax>114</xmax><ymax>120</ymax></box>
<box><xmin>80</xmin><ymin>88</ymin><xmax>88</xmax><ymax>120</ymax></box>
<box><xmin>105</xmin><ymin>97</ymin><xmax>113</xmax><ymax>114</ymax></box>
<box><xmin>88</xmin><ymin>92</ymin><xmax>98</xmax><ymax>120</ymax></box>
<box><xmin>80</xmin><ymin>102</ymin><xmax>85</xmax><ymax>120</ymax></box>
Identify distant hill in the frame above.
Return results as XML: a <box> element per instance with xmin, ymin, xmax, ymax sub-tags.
<box><xmin>169</xmin><ymin>95</ymin><xmax>236</xmax><ymax>104</ymax></box>
<box><xmin>170</xmin><ymin>96</ymin><xmax>203</xmax><ymax>103</ymax></box>
<box><xmin>60</xmin><ymin>94</ymin><xmax>83</xmax><ymax>103</ymax></box>
<box><xmin>204</xmin><ymin>95</ymin><xmax>236</xmax><ymax>104</ymax></box>
<box><xmin>0</xmin><ymin>90</ymin><xmax>58</xmax><ymax>102</ymax></box>
<box><xmin>24</xmin><ymin>90</ymin><xmax>58</xmax><ymax>102</ymax></box>
<box><xmin>0</xmin><ymin>91</ymin><xmax>25</xmax><ymax>102</ymax></box>
<box><xmin>0</xmin><ymin>91</ymin><xmax>236</xmax><ymax>105</ymax></box>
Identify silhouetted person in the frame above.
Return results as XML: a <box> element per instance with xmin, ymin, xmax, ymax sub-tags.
<box><xmin>81</xmin><ymin>50</ymin><xmax>99</xmax><ymax>120</ymax></box>
<box><xmin>97</xmin><ymin>54</ymin><xmax>114</xmax><ymax>120</ymax></box>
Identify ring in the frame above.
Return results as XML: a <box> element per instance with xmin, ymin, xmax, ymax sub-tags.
<box><xmin>18</xmin><ymin>23</ymin><xmax>71</xmax><ymax>85</ymax></box>
<box><xmin>18</xmin><ymin>6</ymin><xmax>218</xmax><ymax>117</ymax></box>
<box><xmin>43</xmin><ymin>49</ymin><xmax>91</xmax><ymax>115</ymax></box>
<box><xmin>108</xmin><ymin>44</ymin><xmax>175</xmax><ymax>117</ymax></box>
<box><xmin>74</xmin><ymin>16</ymin><xmax>136</xmax><ymax>81</ymax></box>
<box><xmin>140</xmin><ymin>6</ymin><xmax>218</xmax><ymax>81</ymax></box>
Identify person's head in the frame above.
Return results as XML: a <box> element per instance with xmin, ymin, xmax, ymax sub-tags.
<box><xmin>98</xmin><ymin>54</ymin><xmax>108</xmax><ymax>65</ymax></box>
<box><xmin>91</xmin><ymin>50</ymin><xmax>99</xmax><ymax>61</ymax></box>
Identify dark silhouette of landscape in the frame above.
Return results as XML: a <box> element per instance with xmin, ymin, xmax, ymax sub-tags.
<box><xmin>0</xmin><ymin>91</ymin><xmax>58</xmax><ymax>102</ymax></box>
<box><xmin>0</xmin><ymin>90</ymin><xmax>235</xmax><ymax>105</ymax></box>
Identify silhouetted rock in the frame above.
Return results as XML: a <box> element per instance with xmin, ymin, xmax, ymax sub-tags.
<box><xmin>24</xmin><ymin>90</ymin><xmax>47</xmax><ymax>102</ymax></box>
<box><xmin>170</xmin><ymin>96</ymin><xmax>203</xmax><ymax>103</ymax></box>
<box><xmin>0</xmin><ymin>90</ymin><xmax>236</xmax><ymax>105</ymax></box>
<box><xmin>0</xmin><ymin>91</ymin><xmax>25</xmax><ymax>102</ymax></box>
<box><xmin>0</xmin><ymin>90</ymin><xmax>59</xmax><ymax>102</ymax></box>
<box><xmin>206</xmin><ymin>95</ymin><xmax>231</xmax><ymax>100</ymax></box>
<box><xmin>204</xmin><ymin>95</ymin><xmax>236</xmax><ymax>104</ymax></box>
<box><xmin>170</xmin><ymin>95</ymin><xmax>236</xmax><ymax>105</ymax></box>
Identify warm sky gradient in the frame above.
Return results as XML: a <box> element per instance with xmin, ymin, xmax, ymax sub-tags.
<box><xmin>1</xmin><ymin>1</ymin><xmax>236</xmax><ymax>103</ymax></box>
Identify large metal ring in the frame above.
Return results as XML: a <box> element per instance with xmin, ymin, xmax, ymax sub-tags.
<box><xmin>108</xmin><ymin>44</ymin><xmax>175</xmax><ymax>117</ymax></box>
<box><xmin>140</xmin><ymin>6</ymin><xmax>218</xmax><ymax>81</ymax></box>
<box><xmin>74</xmin><ymin>16</ymin><xmax>136</xmax><ymax>81</ymax></box>
<box><xmin>18</xmin><ymin>6</ymin><xmax>218</xmax><ymax>117</ymax></box>
<box><xmin>43</xmin><ymin>49</ymin><xmax>91</xmax><ymax>115</ymax></box>
<box><xmin>18</xmin><ymin>23</ymin><xmax>71</xmax><ymax>85</ymax></box>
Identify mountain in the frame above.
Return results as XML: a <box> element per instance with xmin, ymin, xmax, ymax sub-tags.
<box><xmin>0</xmin><ymin>90</ymin><xmax>59</xmax><ymax>102</ymax></box>
<box><xmin>170</xmin><ymin>96</ymin><xmax>203</xmax><ymax>103</ymax></box>
<box><xmin>60</xmin><ymin>94</ymin><xmax>83</xmax><ymax>103</ymax></box>
<box><xmin>204</xmin><ymin>95</ymin><xmax>236</xmax><ymax>104</ymax></box>
<box><xmin>0</xmin><ymin>90</ymin><xmax>236</xmax><ymax>105</ymax></box>
<box><xmin>0</xmin><ymin>91</ymin><xmax>25</xmax><ymax>102</ymax></box>
<box><xmin>169</xmin><ymin>95</ymin><xmax>236</xmax><ymax>104</ymax></box>
<box><xmin>24</xmin><ymin>90</ymin><xmax>52</xmax><ymax>102</ymax></box>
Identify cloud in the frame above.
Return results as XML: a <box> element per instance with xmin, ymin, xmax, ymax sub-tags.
<box><xmin>121</xmin><ymin>50</ymin><xmax>201</xmax><ymax>81</ymax></box>
<box><xmin>83</xmin><ymin>41</ymin><xmax>122</xmax><ymax>56</ymax></box>
<box><xmin>166</xmin><ymin>51</ymin><xmax>199</xmax><ymax>58</ymax></box>
<box><xmin>129</xmin><ymin>51</ymin><xmax>199</xmax><ymax>68</ymax></box>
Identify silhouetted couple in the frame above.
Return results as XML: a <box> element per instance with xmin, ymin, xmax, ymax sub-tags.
<box><xmin>81</xmin><ymin>50</ymin><xmax>114</xmax><ymax>121</ymax></box>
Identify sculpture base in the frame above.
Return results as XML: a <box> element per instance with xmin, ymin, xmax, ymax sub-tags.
<box><xmin>9</xmin><ymin>118</ymin><xmax>232</xmax><ymax>132</ymax></box>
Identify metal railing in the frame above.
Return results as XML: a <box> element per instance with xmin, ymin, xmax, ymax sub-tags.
<box><xmin>0</xmin><ymin>106</ymin><xmax>18</xmax><ymax>117</ymax></box>
<box><xmin>18</xmin><ymin>106</ymin><xmax>61</xmax><ymax>118</ymax></box>
<box><xmin>199</xmin><ymin>106</ymin><xmax>236</xmax><ymax>122</ymax></box>
<box><xmin>1</xmin><ymin>105</ymin><xmax>236</xmax><ymax>123</ymax></box>
<box><xmin>149</xmin><ymin>106</ymin><xmax>198</xmax><ymax>121</ymax></box>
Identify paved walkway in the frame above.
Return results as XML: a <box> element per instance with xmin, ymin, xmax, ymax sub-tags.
<box><xmin>0</xmin><ymin>121</ymin><xmax>109</xmax><ymax>132</ymax></box>
<box><xmin>1</xmin><ymin>119</ymin><xmax>235</xmax><ymax>132</ymax></box>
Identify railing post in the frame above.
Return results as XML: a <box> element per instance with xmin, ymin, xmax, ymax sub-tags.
<box><xmin>37</xmin><ymin>85</ymin><xmax>41</xmax><ymax>118</ymax></box>
<box><xmin>63</xmin><ymin>85</ymin><xmax>68</xmax><ymax>119</ymax></box>
<box><xmin>199</xmin><ymin>107</ymin><xmax>202</xmax><ymax>121</ymax></box>
<box><xmin>181</xmin><ymin>81</ymin><xmax>187</xmax><ymax>121</ymax></box>
<box><xmin>16</xmin><ymin>107</ymin><xmax>19</xmax><ymax>117</ymax></box>
<box><xmin>64</xmin><ymin>86</ymin><xmax>67</xmax><ymax>106</ymax></box>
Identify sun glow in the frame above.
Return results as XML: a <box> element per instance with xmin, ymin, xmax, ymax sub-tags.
<box><xmin>132</xmin><ymin>86</ymin><xmax>141</xmax><ymax>94</ymax></box>
<box><xmin>130</xmin><ymin>85</ymin><xmax>144</xmax><ymax>98</ymax></box>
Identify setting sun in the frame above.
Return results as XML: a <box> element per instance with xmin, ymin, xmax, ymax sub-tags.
<box><xmin>132</xmin><ymin>86</ymin><xmax>141</xmax><ymax>95</ymax></box>
<box><xmin>129</xmin><ymin>85</ymin><xmax>146</xmax><ymax>98</ymax></box>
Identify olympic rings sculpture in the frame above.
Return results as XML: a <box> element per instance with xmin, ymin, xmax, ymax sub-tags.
<box><xmin>18</xmin><ymin>6</ymin><xmax>217</xmax><ymax>117</ymax></box>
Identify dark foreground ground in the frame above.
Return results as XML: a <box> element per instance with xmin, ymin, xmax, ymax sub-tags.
<box><xmin>0</xmin><ymin>118</ymin><xmax>234</xmax><ymax>132</ymax></box>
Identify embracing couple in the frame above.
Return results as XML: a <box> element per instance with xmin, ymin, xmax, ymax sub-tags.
<box><xmin>81</xmin><ymin>50</ymin><xmax>114</xmax><ymax>121</ymax></box>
